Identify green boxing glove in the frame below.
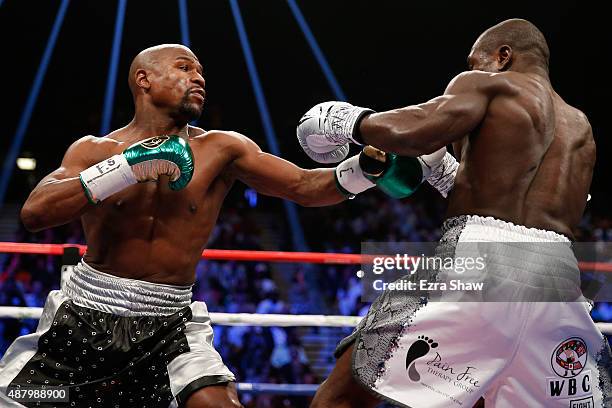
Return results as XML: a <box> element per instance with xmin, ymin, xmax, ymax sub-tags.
<box><xmin>362</xmin><ymin>146</ymin><xmax>424</xmax><ymax>198</ymax></box>
<box><xmin>80</xmin><ymin>135</ymin><xmax>194</xmax><ymax>204</ymax></box>
<box><xmin>335</xmin><ymin>146</ymin><xmax>436</xmax><ymax>199</ymax></box>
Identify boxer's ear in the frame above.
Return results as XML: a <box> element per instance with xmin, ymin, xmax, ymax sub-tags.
<box><xmin>135</xmin><ymin>69</ymin><xmax>151</xmax><ymax>91</ymax></box>
<box><xmin>497</xmin><ymin>45</ymin><xmax>512</xmax><ymax>71</ymax></box>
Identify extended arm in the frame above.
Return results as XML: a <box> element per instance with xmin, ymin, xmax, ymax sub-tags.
<box><xmin>359</xmin><ymin>71</ymin><xmax>494</xmax><ymax>156</ymax></box>
<box><xmin>296</xmin><ymin>71</ymin><xmax>501</xmax><ymax>158</ymax></box>
<box><xmin>230</xmin><ymin>131</ymin><xmax>447</xmax><ymax>204</ymax></box>
<box><xmin>295</xmin><ymin>71</ymin><xmax>507</xmax><ymax>197</ymax></box>
<box><xmin>228</xmin><ymin>134</ymin><xmax>346</xmax><ymax>207</ymax></box>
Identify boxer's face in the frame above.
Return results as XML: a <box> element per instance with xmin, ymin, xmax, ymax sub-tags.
<box><xmin>150</xmin><ymin>48</ymin><xmax>206</xmax><ymax>121</ymax></box>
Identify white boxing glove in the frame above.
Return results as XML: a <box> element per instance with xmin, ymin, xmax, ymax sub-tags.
<box><xmin>418</xmin><ymin>147</ymin><xmax>459</xmax><ymax>198</ymax></box>
<box><xmin>296</xmin><ymin>101</ymin><xmax>373</xmax><ymax>163</ymax></box>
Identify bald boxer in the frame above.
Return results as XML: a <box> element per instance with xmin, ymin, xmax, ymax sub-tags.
<box><xmin>0</xmin><ymin>44</ymin><xmax>436</xmax><ymax>408</ymax></box>
<box><xmin>298</xmin><ymin>19</ymin><xmax>611</xmax><ymax>408</ymax></box>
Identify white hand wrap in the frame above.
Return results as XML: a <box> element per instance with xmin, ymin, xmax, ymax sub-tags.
<box><xmin>422</xmin><ymin>151</ymin><xmax>458</xmax><ymax>198</ymax></box>
<box><xmin>79</xmin><ymin>154</ymin><xmax>138</xmax><ymax>203</ymax></box>
<box><xmin>335</xmin><ymin>154</ymin><xmax>375</xmax><ymax>197</ymax></box>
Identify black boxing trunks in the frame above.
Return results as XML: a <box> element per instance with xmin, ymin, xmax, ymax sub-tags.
<box><xmin>0</xmin><ymin>261</ymin><xmax>235</xmax><ymax>408</ymax></box>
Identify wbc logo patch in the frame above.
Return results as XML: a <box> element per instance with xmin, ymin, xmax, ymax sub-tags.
<box><xmin>551</xmin><ymin>337</ymin><xmax>587</xmax><ymax>378</ymax></box>
<box><xmin>546</xmin><ymin>337</ymin><xmax>592</xmax><ymax>400</ymax></box>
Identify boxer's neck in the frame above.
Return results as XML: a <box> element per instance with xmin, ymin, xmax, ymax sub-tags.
<box><xmin>506</xmin><ymin>55</ymin><xmax>550</xmax><ymax>81</ymax></box>
<box><xmin>127</xmin><ymin>111</ymin><xmax>190</xmax><ymax>140</ymax></box>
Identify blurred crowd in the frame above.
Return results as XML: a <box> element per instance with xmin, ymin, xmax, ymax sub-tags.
<box><xmin>0</xmin><ymin>203</ymin><xmax>319</xmax><ymax>408</ymax></box>
<box><xmin>0</xmin><ymin>190</ymin><xmax>611</xmax><ymax>407</ymax></box>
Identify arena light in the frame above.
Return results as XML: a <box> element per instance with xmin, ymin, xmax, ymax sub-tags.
<box><xmin>229</xmin><ymin>0</ymin><xmax>309</xmax><ymax>251</ymax></box>
<box><xmin>178</xmin><ymin>0</ymin><xmax>191</xmax><ymax>47</ymax></box>
<box><xmin>16</xmin><ymin>158</ymin><xmax>36</xmax><ymax>171</ymax></box>
<box><xmin>100</xmin><ymin>0</ymin><xmax>127</xmax><ymax>135</ymax></box>
<box><xmin>587</xmin><ymin>194</ymin><xmax>592</xmax><ymax>202</ymax></box>
<box><xmin>286</xmin><ymin>0</ymin><xmax>347</xmax><ymax>101</ymax></box>
<box><xmin>0</xmin><ymin>0</ymin><xmax>70</xmax><ymax>206</ymax></box>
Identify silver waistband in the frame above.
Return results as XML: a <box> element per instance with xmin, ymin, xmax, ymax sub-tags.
<box><xmin>62</xmin><ymin>260</ymin><xmax>193</xmax><ymax>316</ymax></box>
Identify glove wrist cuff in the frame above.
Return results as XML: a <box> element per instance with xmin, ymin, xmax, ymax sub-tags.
<box><xmin>425</xmin><ymin>152</ymin><xmax>458</xmax><ymax>198</ymax></box>
<box><xmin>79</xmin><ymin>154</ymin><xmax>138</xmax><ymax>203</ymax></box>
<box><xmin>349</xmin><ymin>108</ymin><xmax>373</xmax><ymax>145</ymax></box>
<box><xmin>335</xmin><ymin>154</ymin><xmax>376</xmax><ymax>197</ymax></box>
<box><xmin>336</xmin><ymin>107</ymin><xmax>373</xmax><ymax>145</ymax></box>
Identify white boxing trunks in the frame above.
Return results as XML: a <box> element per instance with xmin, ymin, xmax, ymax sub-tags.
<box><xmin>0</xmin><ymin>260</ymin><xmax>235</xmax><ymax>408</ymax></box>
<box><xmin>336</xmin><ymin>215</ymin><xmax>611</xmax><ymax>408</ymax></box>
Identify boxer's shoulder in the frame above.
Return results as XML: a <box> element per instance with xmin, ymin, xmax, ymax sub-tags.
<box><xmin>191</xmin><ymin>128</ymin><xmax>243</xmax><ymax>141</ymax></box>
<box><xmin>62</xmin><ymin>135</ymin><xmax>120</xmax><ymax>164</ymax></box>
<box><xmin>447</xmin><ymin>70</ymin><xmax>523</xmax><ymax>97</ymax></box>
<box><xmin>73</xmin><ymin>133</ymin><xmax>130</xmax><ymax>153</ymax></box>
<box><xmin>191</xmin><ymin>129</ymin><xmax>256</xmax><ymax>155</ymax></box>
<box><xmin>70</xmin><ymin>134</ymin><xmax>113</xmax><ymax>147</ymax></box>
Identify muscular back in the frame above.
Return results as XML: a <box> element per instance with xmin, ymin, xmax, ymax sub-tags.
<box><xmin>447</xmin><ymin>72</ymin><xmax>595</xmax><ymax>238</ymax></box>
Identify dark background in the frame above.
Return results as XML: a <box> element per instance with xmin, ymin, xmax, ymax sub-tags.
<box><xmin>0</xmin><ymin>0</ymin><xmax>609</xmax><ymax>213</ymax></box>
<box><xmin>0</xmin><ymin>2</ymin><xmax>610</xmax><ymax>402</ymax></box>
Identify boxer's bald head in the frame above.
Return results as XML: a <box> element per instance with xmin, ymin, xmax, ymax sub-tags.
<box><xmin>468</xmin><ymin>19</ymin><xmax>550</xmax><ymax>74</ymax></box>
<box><xmin>128</xmin><ymin>44</ymin><xmax>205</xmax><ymax>123</ymax></box>
<box><xmin>128</xmin><ymin>44</ymin><xmax>199</xmax><ymax>95</ymax></box>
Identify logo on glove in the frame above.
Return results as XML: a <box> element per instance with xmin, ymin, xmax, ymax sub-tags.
<box><xmin>140</xmin><ymin>136</ymin><xmax>170</xmax><ymax>150</ymax></box>
<box><xmin>338</xmin><ymin>168</ymin><xmax>354</xmax><ymax>178</ymax></box>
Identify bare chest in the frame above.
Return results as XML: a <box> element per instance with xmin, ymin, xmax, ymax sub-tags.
<box><xmin>84</xmin><ymin>146</ymin><xmax>233</xmax><ymax>225</ymax></box>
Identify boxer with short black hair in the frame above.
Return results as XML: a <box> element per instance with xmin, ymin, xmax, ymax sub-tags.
<box><xmin>298</xmin><ymin>19</ymin><xmax>611</xmax><ymax>408</ymax></box>
<box><xmin>0</xmin><ymin>44</ymin><xmax>437</xmax><ymax>408</ymax></box>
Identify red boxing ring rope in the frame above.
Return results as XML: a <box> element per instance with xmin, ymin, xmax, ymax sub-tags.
<box><xmin>0</xmin><ymin>240</ymin><xmax>610</xmax><ymax>397</ymax></box>
<box><xmin>0</xmin><ymin>242</ymin><xmax>611</xmax><ymax>272</ymax></box>
<box><xmin>0</xmin><ymin>242</ymin><xmax>365</xmax><ymax>263</ymax></box>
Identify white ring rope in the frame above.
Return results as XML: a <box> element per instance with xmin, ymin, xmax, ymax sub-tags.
<box><xmin>0</xmin><ymin>307</ymin><xmax>361</xmax><ymax>327</ymax></box>
<box><xmin>0</xmin><ymin>306</ymin><xmax>610</xmax><ymax>334</ymax></box>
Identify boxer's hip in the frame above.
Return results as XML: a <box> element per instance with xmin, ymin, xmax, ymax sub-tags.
<box><xmin>435</xmin><ymin>215</ymin><xmax>581</xmax><ymax>302</ymax></box>
<box><xmin>1</xmin><ymin>261</ymin><xmax>234</xmax><ymax>408</ymax></box>
<box><xmin>336</xmin><ymin>215</ymin><xmax>608</xmax><ymax>408</ymax></box>
<box><xmin>336</xmin><ymin>215</ymin><xmax>582</xmax><ymax>362</ymax></box>
<box><xmin>440</xmin><ymin>214</ymin><xmax>572</xmax><ymax>243</ymax></box>
<box><xmin>62</xmin><ymin>260</ymin><xmax>193</xmax><ymax>316</ymax></box>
